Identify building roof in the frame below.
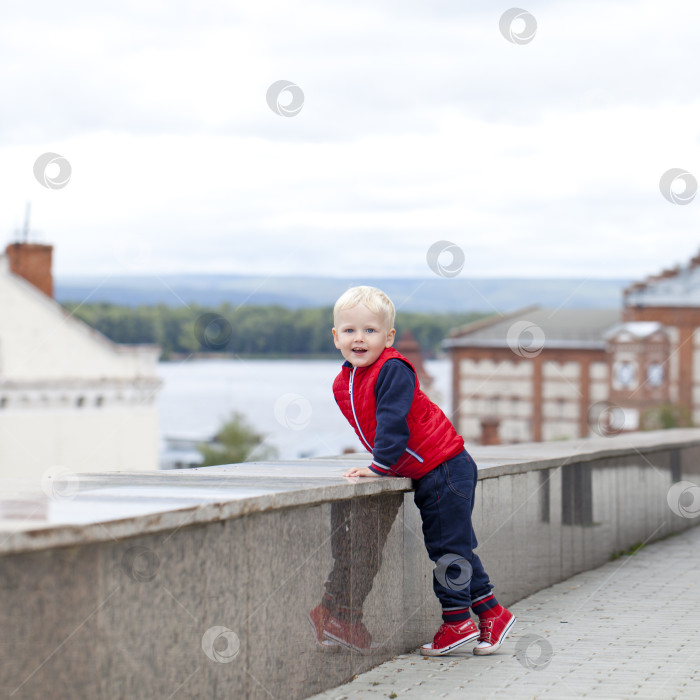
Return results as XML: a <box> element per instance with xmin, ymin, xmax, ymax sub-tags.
<box><xmin>602</xmin><ymin>321</ymin><xmax>665</xmax><ymax>340</ymax></box>
<box><xmin>624</xmin><ymin>250</ymin><xmax>700</xmax><ymax>307</ymax></box>
<box><xmin>444</xmin><ymin>306</ymin><xmax>621</xmax><ymax>351</ymax></box>
<box><xmin>0</xmin><ymin>254</ymin><xmax>160</xmax><ymax>381</ymax></box>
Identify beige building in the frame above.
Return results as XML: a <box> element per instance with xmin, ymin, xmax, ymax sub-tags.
<box><xmin>445</xmin><ymin>250</ymin><xmax>700</xmax><ymax>445</ymax></box>
<box><xmin>444</xmin><ymin>307</ymin><xmax>620</xmax><ymax>444</ymax></box>
<box><xmin>0</xmin><ymin>242</ymin><xmax>162</xmax><ymax>481</ymax></box>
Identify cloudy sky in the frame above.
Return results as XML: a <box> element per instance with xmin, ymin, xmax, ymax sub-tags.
<box><xmin>1</xmin><ymin>0</ymin><xmax>699</xmax><ymax>281</ymax></box>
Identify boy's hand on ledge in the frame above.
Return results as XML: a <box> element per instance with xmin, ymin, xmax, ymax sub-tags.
<box><xmin>343</xmin><ymin>466</ymin><xmax>378</xmax><ymax>478</ymax></box>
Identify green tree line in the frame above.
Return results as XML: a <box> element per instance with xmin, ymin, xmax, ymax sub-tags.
<box><xmin>61</xmin><ymin>301</ymin><xmax>488</xmax><ymax>359</ymax></box>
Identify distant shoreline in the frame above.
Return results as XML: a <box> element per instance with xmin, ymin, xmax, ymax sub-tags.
<box><xmin>162</xmin><ymin>352</ymin><xmax>449</xmax><ymax>362</ymax></box>
<box><xmin>163</xmin><ymin>352</ymin><xmax>340</xmax><ymax>362</ymax></box>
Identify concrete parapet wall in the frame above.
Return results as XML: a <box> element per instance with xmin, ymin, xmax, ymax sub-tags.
<box><xmin>1</xmin><ymin>429</ymin><xmax>699</xmax><ymax>699</ymax></box>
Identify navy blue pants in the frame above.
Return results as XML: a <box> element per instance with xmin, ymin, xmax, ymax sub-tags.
<box><xmin>413</xmin><ymin>449</ymin><xmax>493</xmax><ymax>620</ymax></box>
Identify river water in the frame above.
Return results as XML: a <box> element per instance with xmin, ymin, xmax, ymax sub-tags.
<box><xmin>156</xmin><ymin>358</ymin><xmax>451</xmax><ymax>464</ymax></box>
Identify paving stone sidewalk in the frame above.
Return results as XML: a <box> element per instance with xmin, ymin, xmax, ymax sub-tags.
<box><xmin>309</xmin><ymin>525</ymin><xmax>700</xmax><ymax>700</ymax></box>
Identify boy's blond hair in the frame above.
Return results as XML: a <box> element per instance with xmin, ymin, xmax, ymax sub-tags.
<box><xmin>333</xmin><ymin>286</ymin><xmax>396</xmax><ymax>330</ymax></box>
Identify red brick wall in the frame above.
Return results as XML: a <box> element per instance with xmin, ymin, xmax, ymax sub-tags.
<box><xmin>450</xmin><ymin>345</ymin><xmax>607</xmax><ymax>443</ymax></box>
<box><xmin>625</xmin><ymin>306</ymin><xmax>698</xmax><ymax>417</ymax></box>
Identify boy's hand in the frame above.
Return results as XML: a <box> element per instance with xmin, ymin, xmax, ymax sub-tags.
<box><xmin>343</xmin><ymin>466</ymin><xmax>378</xmax><ymax>478</ymax></box>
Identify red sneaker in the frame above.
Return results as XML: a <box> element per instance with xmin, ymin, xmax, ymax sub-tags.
<box><xmin>323</xmin><ymin>614</ymin><xmax>378</xmax><ymax>655</ymax></box>
<box><xmin>473</xmin><ymin>608</ymin><xmax>516</xmax><ymax>655</ymax></box>
<box><xmin>307</xmin><ymin>605</ymin><xmax>340</xmax><ymax>652</ymax></box>
<box><xmin>420</xmin><ymin>619</ymin><xmax>479</xmax><ymax>656</ymax></box>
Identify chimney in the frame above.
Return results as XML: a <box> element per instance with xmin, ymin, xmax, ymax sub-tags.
<box><xmin>5</xmin><ymin>242</ymin><xmax>54</xmax><ymax>298</ymax></box>
<box><xmin>479</xmin><ymin>417</ymin><xmax>501</xmax><ymax>446</ymax></box>
<box><xmin>395</xmin><ymin>329</ymin><xmax>434</xmax><ymax>394</ymax></box>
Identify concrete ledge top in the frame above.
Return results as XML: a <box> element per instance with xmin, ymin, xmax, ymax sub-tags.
<box><xmin>2</xmin><ymin>428</ymin><xmax>700</xmax><ymax>557</ymax></box>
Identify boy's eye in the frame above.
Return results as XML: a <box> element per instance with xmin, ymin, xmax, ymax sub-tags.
<box><xmin>366</xmin><ymin>329</ymin><xmax>376</xmax><ymax>333</ymax></box>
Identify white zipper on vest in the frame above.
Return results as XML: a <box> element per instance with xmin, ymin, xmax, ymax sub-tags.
<box><xmin>349</xmin><ymin>366</ymin><xmax>373</xmax><ymax>452</ymax></box>
<box><xmin>405</xmin><ymin>447</ymin><xmax>424</xmax><ymax>463</ymax></box>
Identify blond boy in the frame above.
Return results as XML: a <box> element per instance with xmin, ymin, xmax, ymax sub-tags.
<box><xmin>330</xmin><ymin>286</ymin><xmax>516</xmax><ymax>656</ymax></box>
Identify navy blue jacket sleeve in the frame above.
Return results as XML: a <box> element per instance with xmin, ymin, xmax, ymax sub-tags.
<box><xmin>368</xmin><ymin>358</ymin><xmax>416</xmax><ymax>475</ymax></box>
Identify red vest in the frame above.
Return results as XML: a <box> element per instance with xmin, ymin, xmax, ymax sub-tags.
<box><xmin>333</xmin><ymin>347</ymin><xmax>464</xmax><ymax>479</ymax></box>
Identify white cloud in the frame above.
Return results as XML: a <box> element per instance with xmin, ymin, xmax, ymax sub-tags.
<box><xmin>1</xmin><ymin>0</ymin><xmax>699</xmax><ymax>282</ymax></box>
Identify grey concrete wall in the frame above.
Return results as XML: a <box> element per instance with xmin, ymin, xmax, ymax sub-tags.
<box><xmin>1</xmin><ymin>432</ymin><xmax>699</xmax><ymax>699</ymax></box>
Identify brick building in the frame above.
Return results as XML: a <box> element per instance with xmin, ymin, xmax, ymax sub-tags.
<box><xmin>445</xmin><ymin>254</ymin><xmax>700</xmax><ymax>445</ymax></box>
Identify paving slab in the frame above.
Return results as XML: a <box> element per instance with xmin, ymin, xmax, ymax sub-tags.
<box><xmin>308</xmin><ymin>525</ymin><xmax>700</xmax><ymax>700</ymax></box>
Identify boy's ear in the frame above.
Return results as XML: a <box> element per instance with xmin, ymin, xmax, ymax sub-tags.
<box><xmin>332</xmin><ymin>327</ymin><xmax>341</xmax><ymax>348</ymax></box>
<box><xmin>386</xmin><ymin>328</ymin><xmax>396</xmax><ymax>347</ymax></box>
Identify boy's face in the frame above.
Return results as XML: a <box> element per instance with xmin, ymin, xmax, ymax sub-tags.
<box><xmin>332</xmin><ymin>303</ymin><xmax>395</xmax><ymax>368</ymax></box>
